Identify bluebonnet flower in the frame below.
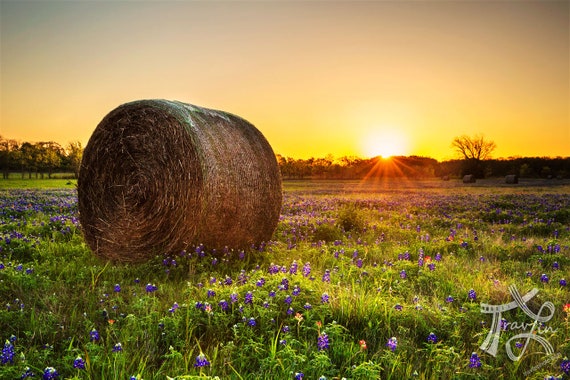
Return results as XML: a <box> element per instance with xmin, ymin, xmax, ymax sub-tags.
<box><xmin>469</xmin><ymin>352</ymin><xmax>481</xmax><ymax>368</ymax></box>
<box><xmin>304</xmin><ymin>302</ymin><xmax>312</xmax><ymax>310</ymax></box>
<box><xmin>209</xmin><ymin>277</ymin><xmax>217</xmax><ymax>285</ymax></box>
<box><xmin>435</xmin><ymin>253</ymin><xmax>442</xmax><ymax>261</ymax></box>
<box><xmin>114</xmin><ymin>284</ymin><xmax>121</xmax><ymax>292</ymax></box>
<box><xmin>322</xmin><ymin>269</ymin><xmax>331</xmax><ymax>283</ymax></box>
<box><xmin>1</xmin><ymin>339</ymin><xmax>15</xmax><ymax>364</ymax></box>
<box><xmin>218</xmin><ymin>300</ymin><xmax>229</xmax><ymax>311</ymax></box>
<box><xmin>21</xmin><ymin>367</ymin><xmax>34</xmax><ymax>378</ymax></box>
<box><xmin>279</xmin><ymin>339</ymin><xmax>287</xmax><ymax>345</ymax></box>
<box><xmin>445</xmin><ymin>296</ymin><xmax>454</xmax><ymax>303</ymax></box>
<box><xmin>468</xmin><ymin>289</ymin><xmax>477</xmax><ymax>301</ymax></box>
<box><xmin>560</xmin><ymin>279</ymin><xmax>567</xmax><ymax>287</ymax></box>
<box><xmin>560</xmin><ymin>359</ymin><xmax>570</xmax><ymax>375</ymax></box>
<box><xmin>282</xmin><ymin>325</ymin><xmax>290</xmax><ymax>333</ymax></box>
<box><xmin>400</xmin><ymin>270</ymin><xmax>407</xmax><ymax>279</ymax></box>
<box><xmin>386</xmin><ymin>337</ymin><xmax>397</xmax><ymax>352</ymax></box>
<box><xmin>321</xmin><ymin>293</ymin><xmax>330</xmax><ymax>304</ymax></box>
<box><xmin>256</xmin><ymin>278</ymin><xmax>266</xmax><ymax>287</ymax></box>
<box><xmin>394</xmin><ymin>304</ymin><xmax>403</xmax><ymax>311</ymax></box>
<box><xmin>317</xmin><ymin>333</ymin><xmax>330</xmax><ymax>350</ymax></box>
<box><xmin>73</xmin><ymin>356</ymin><xmax>86</xmax><ymax>369</ymax></box>
<box><xmin>145</xmin><ymin>283</ymin><xmax>158</xmax><ymax>293</ymax></box>
<box><xmin>223</xmin><ymin>276</ymin><xmax>233</xmax><ymax>285</ymax></box>
<box><xmin>540</xmin><ymin>274</ymin><xmax>549</xmax><ymax>283</ymax></box>
<box><xmin>89</xmin><ymin>329</ymin><xmax>100</xmax><ymax>342</ymax></box>
<box><xmin>292</xmin><ymin>285</ymin><xmax>301</xmax><ymax>296</ymax></box>
<box><xmin>289</xmin><ymin>260</ymin><xmax>298</xmax><ymax>275</ymax></box>
<box><xmin>206</xmin><ymin>289</ymin><xmax>216</xmax><ymax>298</ymax></box>
<box><xmin>112</xmin><ymin>343</ymin><xmax>122</xmax><ymax>352</ymax></box>
<box><xmin>268</xmin><ymin>290</ymin><xmax>276</xmax><ymax>298</ymax></box>
<box><xmin>500</xmin><ymin>319</ymin><xmax>508</xmax><ymax>331</ymax></box>
<box><xmin>427</xmin><ymin>333</ymin><xmax>438</xmax><ymax>343</ymax></box>
<box><xmin>428</xmin><ymin>263</ymin><xmax>436</xmax><ymax>271</ymax></box>
<box><xmin>194</xmin><ymin>353</ymin><xmax>210</xmax><ymax>367</ymax></box>
<box><xmin>284</xmin><ymin>295</ymin><xmax>292</xmax><ymax>305</ymax></box>
<box><xmin>280</xmin><ymin>278</ymin><xmax>289</xmax><ymax>291</ymax></box>
<box><xmin>230</xmin><ymin>292</ymin><xmax>238</xmax><ymax>304</ymax></box>
<box><xmin>553</xmin><ymin>262</ymin><xmax>559</xmax><ymax>270</ymax></box>
<box><xmin>248</xmin><ymin>317</ymin><xmax>256</xmax><ymax>326</ymax></box>
<box><xmin>295</xmin><ymin>372</ymin><xmax>304</xmax><ymax>380</ymax></box>
<box><xmin>43</xmin><ymin>367</ymin><xmax>59</xmax><ymax>379</ymax></box>
<box><xmin>302</xmin><ymin>262</ymin><xmax>311</xmax><ymax>277</ymax></box>
<box><xmin>526</xmin><ymin>271</ymin><xmax>533</xmax><ymax>277</ymax></box>
<box><xmin>355</xmin><ymin>258</ymin><xmax>363</xmax><ymax>268</ymax></box>
<box><xmin>169</xmin><ymin>302</ymin><xmax>179</xmax><ymax>313</ymax></box>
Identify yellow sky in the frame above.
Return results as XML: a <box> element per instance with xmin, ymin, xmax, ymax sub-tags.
<box><xmin>1</xmin><ymin>0</ymin><xmax>568</xmax><ymax>161</ymax></box>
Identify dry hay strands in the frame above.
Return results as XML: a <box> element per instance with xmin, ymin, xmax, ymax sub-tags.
<box><xmin>78</xmin><ymin>99</ymin><xmax>282</xmax><ymax>263</ymax></box>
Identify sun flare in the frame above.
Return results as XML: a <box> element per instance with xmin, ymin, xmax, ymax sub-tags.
<box><xmin>362</xmin><ymin>129</ymin><xmax>410</xmax><ymax>158</ymax></box>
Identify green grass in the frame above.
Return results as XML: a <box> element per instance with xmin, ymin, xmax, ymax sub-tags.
<box><xmin>0</xmin><ymin>180</ymin><xmax>568</xmax><ymax>379</ymax></box>
<box><xmin>0</xmin><ymin>178</ymin><xmax>77</xmax><ymax>189</ymax></box>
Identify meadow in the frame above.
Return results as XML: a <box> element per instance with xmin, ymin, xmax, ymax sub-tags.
<box><xmin>0</xmin><ymin>178</ymin><xmax>569</xmax><ymax>379</ymax></box>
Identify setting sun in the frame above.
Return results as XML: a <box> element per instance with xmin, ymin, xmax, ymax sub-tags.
<box><xmin>362</xmin><ymin>129</ymin><xmax>410</xmax><ymax>158</ymax></box>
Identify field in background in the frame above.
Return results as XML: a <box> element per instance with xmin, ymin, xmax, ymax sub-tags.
<box><xmin>0</xmin><ymin>179</ymin><xmax>568</xmax><ymax>379</ymax></box>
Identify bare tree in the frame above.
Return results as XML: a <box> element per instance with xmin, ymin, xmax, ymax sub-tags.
<box><xmin>451</xmin><ymin>134</ymin><xmax>496</xmax><ymax>178</ymax></box>
<box><xmin>451</xmin><ymin>134</ymin><xmax>496</xmax><ymax>161</ymax></box>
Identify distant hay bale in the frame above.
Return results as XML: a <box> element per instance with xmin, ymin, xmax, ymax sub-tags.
<box><xmin>78</xmin><ymin>99</ymin><xmax>282</xmax><ymax>263</ymax></box>
<box><xmin>505</xmin><ymin>174</ymin><xmax>518</xmax><ymax>184</ymax></box>
<box><xmin>463</xmin><ymin>174</ymin><xmax>476</xmax><ymax>183</ymax></box>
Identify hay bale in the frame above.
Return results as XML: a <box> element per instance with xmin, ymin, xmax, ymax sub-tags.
<box><xmin>78</xmin><ymin>99</ymin><xmax>282</xmax><ymax>263</ymax></box>
<box><xmin>463</xmin><ymin>174</ymin><xmax>476</xmax><ymax>183</ymax></box>
<box><xmin>505</xmin><ymin>174</ymin><xmax>518</xmax><ymax>184</ymax></box>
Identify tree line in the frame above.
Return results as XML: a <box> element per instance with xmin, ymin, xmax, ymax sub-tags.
<box><xmin>1</xmin><ymin>134</ymin><xmax>568</xmax><ymax>180</ymax></box>
<box><xmin>277</xmin><ymin>155</ymin><xmax>569</xmax><ymax>180</ymax></box>
<box><xmin>0</xmin><ymin>136</ymin><xmax>83</xmax><ymax>179</ymax></box>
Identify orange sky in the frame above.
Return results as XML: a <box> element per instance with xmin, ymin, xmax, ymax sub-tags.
<box><xmin>1</xmin><ymin>1</ymin><xmax>568</xmax><ymax>161</ymax></box>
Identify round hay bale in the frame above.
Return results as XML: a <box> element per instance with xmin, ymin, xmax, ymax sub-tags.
<box><xmin>78</xmin><ymin>99</ymin><xmax>282</xmax><ymax>263</ymax></box>
<box><xmin>505</xmin><ymin>174</ymin><xmax>518</xmax><ymax>184</ymax></box>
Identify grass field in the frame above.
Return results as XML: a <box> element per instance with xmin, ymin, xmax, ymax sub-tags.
<box><xmin>0</xmin><ymin>179</ymin><xmax>568</xmax><ymax>379</ymax></box>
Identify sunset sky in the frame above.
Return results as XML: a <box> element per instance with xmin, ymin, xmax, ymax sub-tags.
<box><xmin>1</xmin><ymin>0</ymin><xmax>568</xmax><ymax>161</ymax></box>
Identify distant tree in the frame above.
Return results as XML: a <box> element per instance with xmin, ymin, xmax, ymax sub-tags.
<box><xmin>0</xmin><ymin>136</ymin><xmax>20</xmax><ymax>178</ymax></box>
<box><xmin>451</xmin><ymin>134</ymin><xmax>496</xmax><ymax>178</ymax></box>
<box><xmin>65</xmin><ymin>141</ymin><xmax>83</xmax><ymax>178</ymax></box>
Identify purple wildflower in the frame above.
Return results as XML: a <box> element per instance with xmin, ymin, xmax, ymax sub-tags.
<box><xmin>560</xmin><ymin>279</ymin><xmax>567</xmax><ymax>287</ymax></box>
<box><xmin>468</xmin><ymin>289</ymin><xmax>477</xmax><ymax>301</ymax></box>
<box><xmin>394</xmin><ymin>304</ymin><xmax>403</xmax><ymax>311</ymax></box>
<box><xmin>561</xmin><ymin>359</ymin><xmax>570</xmax><ymax>375</ymax></box>
<box><xmin>218</xmin><ymin>300</ymin><xmax>229</xmax><ymax>311</ymax></box>
<box><xmin>89</xmin><ymin>329</ymin><xmax>100</xmax><ymax>342</ymax></box>
<box><xmin>248</xmin><ymin>317</ymin><xmax>256</xmax><ymax>327</ymax></box>
<box><xmin>427</xmin><ymin>333</ymin><xmax>438</xmax><ymax>343</ymax></box>
<box><xmin>206</xmin><ymin>289</ymin><xmax>216</xmax><ymax>298</ymax></box>
<box><xmin>73</xmin><ymin>356</ymin><xmax>86</xmax><ymax>369</ymax></box>
<box><xmin>540</xmin><ymin>274</ymin><xmax>549</xmax><ymax>283</ymax></box>
<box><xmin>317</xmin><ymin>333</ymin><xmax>330</xmax><ymax>350</ymax></box>
<box><xmin>1</xmin><ymin>340</ymin><xmax>15</xmax><ymax>364</ymax></box>
<box><xmin>445</xmin><ymin>296</ymin><xmax>454</xmax><ymax>303</ymax></box>
<box><xmin>145</xmin><ymin>283</ymin><xmax>158</xmax><ymax>293</ymax></box>
<box><xmin>321</xmin><ymin>293</ymin><xmax>330</xmax><ymax>304</ymax></box>
<box><xmin>256</xmin><ymin>278</ymin><xmax>266</xmax><ymax>287</ymax></box>
<box><xmin>194</xmin><ymin>353</ymin><xmax>210</xmax><ymax>367</ymax></box>
<box><xmin>112</xmin><ymin>343</ymin><xmax>122</xmax><ymax>352</ymax></box>
<box><xmin>295</xmin><ymin>372</ymin><xmax>304</xmax><ymax>380</ymax></box>
<box><xmin>302</xmin><ymin>262</ymin><xmax>311</xmax><ymax>277</ymax></box>
<box><xmin>244</xmin><ymin>291</ymin><xmax>253</xmax><ymax>304</ymax></box>
<box><xmin>114</xmin><ymin>284</ymin><xmax>121</xmax><ymax>292</ymax></box>
<box><xmin>289</xmin><ymin>260</ymin><xmax>298</xmax><ymax>275</ymax></box>
<box><xmin>21</xmin><ymin>367</ymin><xmax>34</xmax><ymax>378</ymax></box>
<box><xmin>322</xmin><ymin>269</ymin><xmax>331</xmax><ymax>283</ymax></box>
<box><xmin>43</xmin><ymin>367</ymin><xmax>59</xmax><ymax>379</ymax></box>
<box><xmin>400</xmin><ymin>270</ymin><xmax>407</xmax><ymax>279</ymax></box>
<box><xmin>386</xmin><ymin>337</ymin><xmax>398</xmax><ymax>352</ymax></box>
<box><xmin>230</xmin><ymin>292</ymin><xmax>238</xmax><ymax>304</ymax></box>
<box><xmin>469</xmin><ymin>352</ymin><xmax>481</xmax><ymax>368</ymax></box>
